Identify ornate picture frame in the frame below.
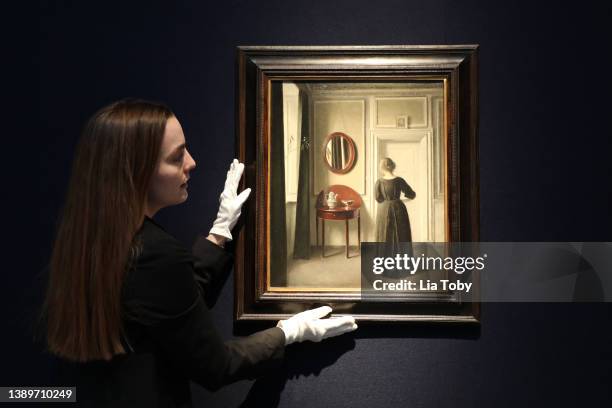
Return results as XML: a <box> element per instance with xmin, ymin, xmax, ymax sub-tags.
<box><xmin>235</xmin><ymin>45</ymin><xmax>480</xmax><ymax>324</ymax></box>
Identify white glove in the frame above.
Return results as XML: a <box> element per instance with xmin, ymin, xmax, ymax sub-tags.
<box><xmin>276</xmin><ymin>306</ymin><xmax>358</xmax><ymax>345</ymax></box>
<box><xmin>209</xmin><ymin>159</ymin><xmax>251</xmax><ymax>241</ymax></box>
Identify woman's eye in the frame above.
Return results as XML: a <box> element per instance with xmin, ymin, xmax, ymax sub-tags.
<box><xmin>174</xmin><ymin>153</ymin><xmax>184</xmax><ymax>163</ymax></box>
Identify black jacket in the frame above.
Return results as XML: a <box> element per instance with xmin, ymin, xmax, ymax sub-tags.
<box><xmin>64</xmin><ymin>216</ymin><xmax>285</xmax><ymax>407</ymax></box>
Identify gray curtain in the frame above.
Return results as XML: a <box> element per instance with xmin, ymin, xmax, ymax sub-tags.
<box><xmin>342</xmin><ymin>137</ymin><xmax>349</xmax><ymax>166</ymax></box>
<box><xmin>270</xmin><ymin>82</ymin><xmax>287</xmax><ymax>286</ymax></box>
<box><xmin>332</xmin><ymin>136</ymin><xmax>342</xmax><ymax>168</ymax></box>
<box><xmin>293</xmin><ymin>89</ymin><xmax>311</xmax><ymax>259</ymax></box>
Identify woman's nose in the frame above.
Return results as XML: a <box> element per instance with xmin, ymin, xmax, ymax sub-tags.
<box><xmin>186</xmin><ymin>150</ymin><xmax>196</xmax><ymax>170</ymax></box>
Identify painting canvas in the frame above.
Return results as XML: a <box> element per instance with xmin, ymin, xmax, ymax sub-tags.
<box><xmin>268</xmin><ymin>81</ymin><xmax>447</xmax><ymax>290</ymax></box>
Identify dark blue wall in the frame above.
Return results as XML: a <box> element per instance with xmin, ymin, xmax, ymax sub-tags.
<box><xmin>8</xmin><ymin>0</ymin><xmax>612</xmax><ymax>406</ymax></box>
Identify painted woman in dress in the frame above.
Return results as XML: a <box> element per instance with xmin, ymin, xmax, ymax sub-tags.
<box><xmin>375</xmin><ymin>157</ymin><xmax>416</xmax><ymax>256</ymax></box>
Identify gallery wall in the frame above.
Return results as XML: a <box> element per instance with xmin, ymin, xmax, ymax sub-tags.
<box><xmin>7</xmin><ymin>0</ymin><xmax>611</xmax><ymax>406</ymax></box>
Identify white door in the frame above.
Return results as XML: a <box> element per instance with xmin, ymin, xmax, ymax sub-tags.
<box><xmin>377</xmin><ymin>131</ymin><xmax>430</xmax><ymax>241</ymax></box>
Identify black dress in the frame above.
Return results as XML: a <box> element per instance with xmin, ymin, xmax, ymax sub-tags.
<box><xmin>375</xmin><ymin>177</ymin><xmax>416</xmax><ymax>255</ymax></box>
<box><xmin>59</xmin><ymin>216</ymin><xmax>285</xmax><ymax>407</ymax></box>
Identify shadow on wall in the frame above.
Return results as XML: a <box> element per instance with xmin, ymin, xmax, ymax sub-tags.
<box><xmin>239</xmin><ymin>335</ymin><xmax>356</xmax><ymax>408</ymax></box>
<box><xmin>237</xmin><ymin>322</ymin><xmax>480</xmax><ymax>407</ymax></box>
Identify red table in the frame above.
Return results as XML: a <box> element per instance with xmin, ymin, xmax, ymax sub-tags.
<box><xmin>316</xmin><ymin>205</ymin><xmax>361</xmax><ymax>258</ymax></box>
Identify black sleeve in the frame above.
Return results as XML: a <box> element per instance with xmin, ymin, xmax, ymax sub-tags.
<box><xmin>401</xmin><ymin>178</ymin><xmax>416</xmax><ymax>199</ymax></box>
<box><xmin>191</xmin><ymin>236</ymin><xmax>234</xmax><ymax>308</ymax></box>
<box><xmin>125</xmin><ymin>241</ymin><xmax>285</xmax><ymax>391</ymax></box>
<box><xmin>375</xmin><ymin>179</ymin><xmax>384</xmax><ymax>203</ymax></box>
<box><xmin>147</xmin><ymin>295</ymin><xmax>285</xmax><ymax>392</ymax></box>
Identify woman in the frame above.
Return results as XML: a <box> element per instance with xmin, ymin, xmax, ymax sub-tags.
<box><xmin>43</xmin><ymin>99</ymin><xmax>357</xmax><ymax>407</ymax></box>
<box><xmin>374</xmin><ymin>157</ymin><xmax>416</xmax><ymax>257</ymax></box>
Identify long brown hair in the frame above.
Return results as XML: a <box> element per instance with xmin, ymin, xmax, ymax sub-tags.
<box><xmin>44</xmin><ymin>99</ymin><xmax>173</xmax><ymax>361</ymax></box>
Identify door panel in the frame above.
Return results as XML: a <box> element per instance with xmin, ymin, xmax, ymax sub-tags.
<box><xmin>378</xmin><ymin>132</ymin><xmax>430</xmax><ymax>241</ymax></box>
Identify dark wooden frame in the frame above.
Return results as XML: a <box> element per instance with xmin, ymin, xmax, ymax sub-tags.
<box><xmin>235</xmin><ymin>45</ymin><xmax>480</xmax><ymax>324</ymax></box>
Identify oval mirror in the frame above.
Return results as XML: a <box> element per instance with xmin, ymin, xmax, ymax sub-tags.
<box><xmin>323</xmin><ymin>132</ymin><xmax>357</xmax><ymax>174</ymax></box>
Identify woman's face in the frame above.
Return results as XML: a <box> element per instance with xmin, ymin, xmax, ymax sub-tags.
<box><xmin>146</xmin><ymin>116</ymin><xmax>196</xmax><ymax>216</ymax></box>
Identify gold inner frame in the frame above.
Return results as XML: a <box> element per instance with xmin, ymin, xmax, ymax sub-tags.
<box><xmin>263</xmin><ymin>76</ymin><xmax>452</xmax><ymax>293</ymax></box>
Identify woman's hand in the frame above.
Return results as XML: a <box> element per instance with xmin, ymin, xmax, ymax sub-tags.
<box><xmin>206</xmin><ymin>233</ymin><xmax>228</xmax><ymax>248</ymax></box>
<box><xmin>276</xmin><ymin>306</ymin><xmax>358</xmax><ymax>345</ymax></box>
<box><xmin>209</xmin><ymin>159</ymin><xmax>251</xmax><ymax>241</ymax></box>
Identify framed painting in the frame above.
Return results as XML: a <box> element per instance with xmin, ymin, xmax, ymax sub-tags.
<box><xmin>234</xmin><ymin>45</ymin><xmax>480</xmax><ymax>324</ymax></box>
